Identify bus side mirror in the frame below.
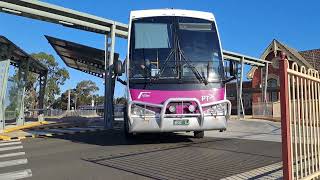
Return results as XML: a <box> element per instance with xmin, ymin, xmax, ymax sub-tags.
<box><xmin>114</xmin><ymin>60</ymin><xmax>123</xmax><ymax>76</ymax></box>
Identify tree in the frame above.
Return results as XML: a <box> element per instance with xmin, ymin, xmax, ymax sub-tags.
<box><xmin>114</xmin><ymin>97</ymin><xmax>126</xmax><ymax>105</ymax></box>
<box><xmin>93</xmin><ymin>95</ymin><xmax>104</xmax><ymax>105</ymax></box>
<box><xmin>24</xmin><ymin>52</ymin><xmax>70</xmax><ymax>109</ymax></box>
<box><xmin>51</xmin><ymin>80</ymin><xmax>99</xmax><ymax>110</ymax></box>
<box><xmin>5</xmin><ymin>78</ymin><xmax>21</xmax><ymax>119</ymax></box>
<box><xmin>75</xmin><ymin>80</ymin><xmax>99</xmax><ymax>108</ymax></box>
<box><xmin>52</xmin><ymin>89</ymin><xmax>76</xmax><ymax>110</ymax></box>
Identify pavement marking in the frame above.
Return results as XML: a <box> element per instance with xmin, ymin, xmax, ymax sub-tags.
<box><xmin>0</xmin><ymin>140</ymin><xmax>21</xmax><ymax>143</ymax></box>
<box><xmin>0</xmin><ymin>159</ymin><xmax>28</xmax><ymax>168</ymax></box>
<box><xmin>4</xmin><ymin>121</ymin><xmax>49</xmax><ymax>133</ymax></box>
<box><xmin>0</xmin><ymin>140</ymin><xmax>32</xmax><ymax>179</ymax></box>
<box><xmin>45</xmin><ymin>129</ymin><xmax>79</xmax><ymax>134</ymax></box>
<box><xmin>0</xmin><ymin>146</ymin><xmax>23</xmax><ymax>152</ymax></box>
<box><xmin>0</xmin><ymin>169</ymin><xmax>32</xmax><ymax>180</ymax></box>
<box><xmin>0</xmin><ymin>142</ymin><xmax>21</xmax><ymax>147</ymax></box>
<box><xmin>221</xmin><ymin>162</ymin><xmax>282</xmax><ymax>180</ymax></box>
<box><xmin>0</xmin><ymin>152</ymin><xmax>25</xmax><ymax>158</ymax></box>
<box><xmin>1</xmin><ymin>126</ymin><xmax>106</xmax><ymax>141</ymax></box>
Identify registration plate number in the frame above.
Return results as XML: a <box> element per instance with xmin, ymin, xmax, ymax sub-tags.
<box><xmin>173</xmin><ymin>119</ymin><xmax>189</xmax><ymax>125</ymax></box>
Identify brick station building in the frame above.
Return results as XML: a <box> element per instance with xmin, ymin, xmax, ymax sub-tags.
<box><xmin>227</xmin><ymin>39</ymin><xmax>320</xmax><ymax>115</ymax></box>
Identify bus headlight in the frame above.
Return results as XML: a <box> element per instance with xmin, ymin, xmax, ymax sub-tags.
<box><xmin>168</xmin><ymin>105</ymin><xmax>176</xmax><ymax>113</ymax></box>
<box><xmin>131</xmin><ymin>104</ymin><xmax>156</xmax><ymax>116</ymax></box>
<box><xmin>188</xmin><ymin>104</ymin><xmax>196</xmax><ymax>112</ymax></box>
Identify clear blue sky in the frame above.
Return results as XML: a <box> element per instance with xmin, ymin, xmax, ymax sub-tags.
<box><xmin>0</xmin><ymin>0</ymin><xmax>319</xmax><ymax>98</ymax></box>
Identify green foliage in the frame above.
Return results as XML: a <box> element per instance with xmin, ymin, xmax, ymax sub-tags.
<box><xmin>52</xmin><ymin>89</ymin><xmax>76</xmax><ymax>110</ymax></box>
<box><xmin>4</xmin><ymin>78</ymin><xmax>21</xmax><ymax>119</ymax></box>
<box><xmin>31</xmin><ymin>52</ymin><xmax>70</xmax><ymax>106</ymax></box>
<box><xmin>53</xmin><ymin>80</ymin><xmax>100</xmax><ymax>109</ymax></box>
<box><xmin>94</xmin><ymin>95</ymin><xmax>105</xmax><ymax>105</ymax></box>
<box><xmin>114</xmin><ymin>97</ymin><xmax>126</xmax><ymax>105</ymax></box>
<box><xmin>22</xmin><ymin>52</ymin><xmax>70</xmax><ymax>109</ymax></box>
<box><xmin>75</xmin><ymin>80</ymin><xmax>99</xmax><ymax>108</ymax></box>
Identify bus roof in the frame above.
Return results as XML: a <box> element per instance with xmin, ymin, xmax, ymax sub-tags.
<box><xmin>130</xmin><ymin>9</ymin><xmax>215</xmax><ymax>22</ymax></box>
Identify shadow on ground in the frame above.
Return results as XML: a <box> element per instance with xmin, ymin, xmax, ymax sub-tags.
<box><xmin>67</xmin><ymin>130</ymin><xmax>282</xmax><ymax>180</ymax></box>
<box><xmin>28</xmin><ymin>120</ymin><xmax>282</xmax><ymax>180</ymax></box>
<box><xmin>51</xmin><ymin>128</ymin><xmax>195</xmax><ymax>146</ymax></box>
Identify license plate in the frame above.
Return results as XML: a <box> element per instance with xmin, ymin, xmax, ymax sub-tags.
<box><xmin>173</xmin><ymin>119</ymin><xmax>189</xmax><ymax>125</ymax></box>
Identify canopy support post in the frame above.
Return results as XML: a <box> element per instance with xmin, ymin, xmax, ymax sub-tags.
<box><xmin>0</xmin><ymin>58</ymin><xmax>10</xmax><ymax>132</ymax></box>
<box><xmin>237</xmin><ymin>57</ymin><xmax>245</xmax><ymax>120</ymax></box>
<box><xmin>38</xmin><ymin>70</ymin><xmax>47</xmax><ymax>118</ymax></box>
<box><xmin>104</xmin><ymin>23</ymin><xmax>116</xmax><ymax>129</ymax></box>
<box><xmin>263</xmin><ymin>62</ymin><xmax>269</xmax><ymax>115</ymax></box>
<box><xmin>104</xmin><ymin>33</ymin><xmax>109</xmax><ymax>129</ymax></box>
<box><xmin>16</xmin><ymin>58</ymin><xmax>29</xmax><ymax>126</ymax></box>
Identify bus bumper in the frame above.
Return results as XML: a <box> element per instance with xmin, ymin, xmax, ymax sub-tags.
<box><xmin>128</xmin><ymin>98</ymin><xmax>231</xmax><ymax>133</ymax></box>
<box><xmin>129</xmin><ymin>115</ymin><xmax>228</xmax><ymax>133</ymax></box>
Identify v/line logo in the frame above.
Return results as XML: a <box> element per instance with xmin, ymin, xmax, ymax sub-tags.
<box><xmin>138</xmin><ymin>92</ymin><xmax>151</xmax><ymax>99</ymax></box>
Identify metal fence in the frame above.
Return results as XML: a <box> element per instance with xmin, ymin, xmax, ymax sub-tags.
<box><xmin>25</xmin><ymin>109</ymin><xmax>99</xmax><ymax>119</ymax></box>
<box><xmin>252</xmin><ymin>102</ymin><xmax>274</xmax><ymax>118</ymax></box>
<box><xmin>280</xmin><ymin>53</ymin><xmax>320</xmax><ymax>180</ymax></box>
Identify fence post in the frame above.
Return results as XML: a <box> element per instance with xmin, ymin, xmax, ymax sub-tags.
<box><xmin>279</xmin><ymin>52</ymin><xmax>292</xmax><ymax>180</ymax></box>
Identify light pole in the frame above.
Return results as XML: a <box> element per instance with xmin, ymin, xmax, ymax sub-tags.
<box><xmin>74</xmin><ymin>93</ymin><xmax>77</xmax><ymax>111</ymax></box>
<box><xmin>67</xmin><ymin>89</ymin><xmax>71</xmax><ymax>111</ymax></box>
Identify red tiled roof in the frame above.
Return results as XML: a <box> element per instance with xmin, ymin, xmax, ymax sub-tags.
<box><xmin>299</xmin><ymin>49</ymin><xmax>320</xmax><ymax>70</ymax></box>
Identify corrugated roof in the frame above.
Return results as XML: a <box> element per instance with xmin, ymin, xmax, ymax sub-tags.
<box><xmin>45</xmin><ymin>35</ymin><xmax>119</xmax><ymax>78</ymax></box>
<box><xmin>0</xmin><ymin>35</ymin><xmax>47</xmax><ymax>75</ymax></box>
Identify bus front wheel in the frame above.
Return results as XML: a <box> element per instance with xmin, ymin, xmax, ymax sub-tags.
<box><xmin>194</xmin><ymin>131</ymin><xmax>204</xmax><ymax>138</ymax></box>
<box><xmin>124</xmin><ymin>107</ymin><xmax>134</xmax><ymax>138</ymax></box>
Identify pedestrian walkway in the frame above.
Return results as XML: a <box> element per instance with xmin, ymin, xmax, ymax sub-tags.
<box><xmin>0</xmin><ymin>140</ymin><xmax>32</xmax><ymax>179</ymax></box>
<box><xmin>221</xmin><ymin>162</ymin><xmax>282</xmax><ymax>179</ymax></box>
<box><xmin>203</xmin><ymin>119</ymin><xmax>281</xmax><ymax>142</ymax></box>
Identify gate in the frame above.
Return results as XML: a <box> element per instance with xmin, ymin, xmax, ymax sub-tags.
<box><xmin>280</xmin><ymin>52</ymin><xmax>320</xmax><ymax>180</ymax></box>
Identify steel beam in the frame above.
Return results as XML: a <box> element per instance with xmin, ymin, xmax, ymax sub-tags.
<box><xmin>239</xmin><ymin>57</ymin><xmax>245</xmax><ymax>118</ymax></box>
<box><xmin>236</xmin><ymin>58</ymin><xmax>245</xmax><ymax>119</ymax></box>
<box><xmin>236</xmin><ymin>63</ymin><xmax>240</xmax><ymax>119</ymax></box>
<box><xmin>103</xmin><ymin>33</ymin><xmax>109</xmax><ymax>129</ymax></box>
<box><xmin>263</xmin><ymin>62</ymin><xmax>269</xmax><ymax>115</ymax></box>
<box><xmin>0</xmin><ymin>0</ymin><xmax>128</xmax><ymax>38</ymax></box>
<box><xmin>103</xmin><ymin>24</ymin><xmax>116</xmax><ymax>129</ymax></box>
<box><xmin>223</xmin><ymin>50</ymin><xmax>270</xmax><ymax>67</ymax></box>
<box><xmin>38</xmin><ymin>71</ymin><xmax>47</xmax><ymax>113</ymax></box>
<box><xmin>106</xmin><ymin>23</ymin><xmax>116</xmax><ymax>129</ymax></box>
<box><xmin>16</xmin><ymin>58</ymin><xmax>29</xmax><ymax>126</ymax></box>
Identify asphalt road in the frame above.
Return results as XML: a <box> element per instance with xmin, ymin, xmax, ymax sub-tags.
<box><xmin>17</xmin><ymin>128</ymin><xmax>282</xmax><ymax>180</ymax></box>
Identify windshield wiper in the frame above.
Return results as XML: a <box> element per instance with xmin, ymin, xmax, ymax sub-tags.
<box><xmin>177</xmin><ymin>40</ymin><xmax>208</xmax><ymax>85</ymax></box>
<box><xmin>152</xmin><ymin>48</ymin><xmax>175</xmax><ymax>81</ymax></box>
<box><xmin>179</xmin><ymin>51</ymin><xmax>208</xmax><ymax>85</ymax></box>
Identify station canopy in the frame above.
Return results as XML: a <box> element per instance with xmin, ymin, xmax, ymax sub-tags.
<box><xmin>45</xmin><ymin>35</ymin><xmax>119</xmax><ymax>78</ymax></box>
<box><xmin>222</xmin><ymin>50</ymin><xmax>270</xmax><ymax>67</ymax></box>
<box><xmin>0</xmin><ymin>0</ymin><xmax>128</xmax><ymax>38</ymax></box>
<box><xmin>0</xmin><ymin>35</ymin><xmax>47</xmax><ymax>75</ymax></box>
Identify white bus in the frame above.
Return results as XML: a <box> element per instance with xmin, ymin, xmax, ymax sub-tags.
<box><xmin>121</xmin><ymin>9</ymin><xmax>234</xmax><ymax>138</ymax></box>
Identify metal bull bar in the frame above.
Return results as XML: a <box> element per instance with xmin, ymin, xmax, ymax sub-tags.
<box><xmin>129</xmin><ymin>98</ymin><xmax>231</xmax><ymax>129</ymax></box>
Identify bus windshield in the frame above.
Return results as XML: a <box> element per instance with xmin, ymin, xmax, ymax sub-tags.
<box><xmin>129</xmin><ymin>16</ymin><xmax>223</xmax><ymax>84</ymax></box>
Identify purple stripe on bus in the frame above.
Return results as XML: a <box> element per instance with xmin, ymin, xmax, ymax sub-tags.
<box><xmin>130</xmin><ymin>88</ymin><xmax>225</xmax><ymax>105</ymax></box>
